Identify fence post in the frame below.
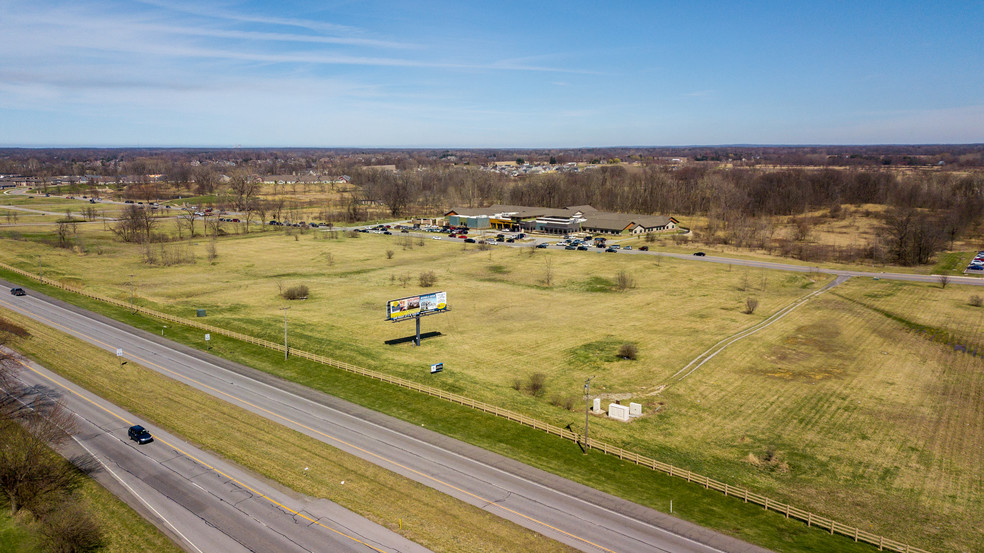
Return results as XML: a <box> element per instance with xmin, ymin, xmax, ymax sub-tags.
<box><xmin>807</xmin><ymin>512</ymin><xmax>812</xmax><ymax>527</ymax></box>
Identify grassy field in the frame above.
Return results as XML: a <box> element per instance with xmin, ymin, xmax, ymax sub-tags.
<box><xmin>0</xmin><ymin>196</ymin><xmax>979</xmax><ymax>551</ymax></box>
<box><xmin>658</xmin><ymin>286</ymin><xmax>984</xmax><ymax>552</ymax></box>
<box><xmin>0</xmin><ymin>300</ymin><xmax>879</xmax><ymax>553</ymax></box>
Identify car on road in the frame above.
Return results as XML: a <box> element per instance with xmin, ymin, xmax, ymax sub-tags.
<box><xmin>639</xmin><ymin>246</ymin><xmax>649</xmax><ymax>251</ymax></box>
<box><xmin>623</xmin><ymin>246</ymin><xmax>632</xmax><ymax>250</ymax></box>
<box><xmin>694</xmin><ymin>252</ymin><xmax>706</xmax><ymax>256</ymax></box>
<box><xmin>576</xmin><ymin>245</ymin><xmax>588</xmax><ymax>251</ymax></box>
<box><xmin>535</xmin><ymin>243</ymin><xmax>548</xmax><ymax>248</ymax></box>
<box><xmin>565</xmin><ymin>245</ymin><xmax>576</xmax><ymax>250</ymax></box>
<box><xmin>605</xmin><ymin>247</ymin><xmax>617</xmax><ymax>253</ymax></box>
<box><xmin>464</xmin><ymin>238</ymin><xmax>476</xmax><ymax>243</ymax></box>
<box><xmin>9</xmin><ymin>287</ymin><xmax>26</xmax><ymax>296</ymax></box>
<box><xmin>128</xmin><ymin>425</ymin><xmax>154</xmax><ymax>444</ymax></box>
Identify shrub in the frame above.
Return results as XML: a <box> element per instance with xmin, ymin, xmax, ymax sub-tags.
<box><xmin>524</xmin><ymin>373</ymin><xmax>547</xmax><ymax>397</ymax></box>
<box><xmin>744</xmin><ymin>297</ymin><xmax>759</xmax><ymax>314</ymax></box>
<box><xmin>419</xmin><ymin>271</ymin><xmax>437</xmax><ymax>287</ymax></box>
<box><xmin>615</xmin><ymin>270</ymin><xmax>636</xmax><ymax>291</ymax></box>
<box><xmin>971</xmin><ymin>295</ymin><xmax>983</xmax><ymax>307</ymax></box>
<box><xmin>385</xmin><ymin>249</ymin><xmax>395</xmax><ymax>259</ymax></box>
<box><xmin>549</xmin><ymin>393</ymin><xmax>579</xmax><ymax>410</ymax></box>
<box><xmin>617</xmin><ymin>343</ymin><xmax>637</xmax><ymax>360</ymax></box>
<box><xmin>283</xmin><ymin>284</ymin><xmax>309</xmax><ymax>300</ymax></box>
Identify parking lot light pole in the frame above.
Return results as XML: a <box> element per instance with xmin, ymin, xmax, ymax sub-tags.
<box><xmin>584</xmin><ymin>376</ymin><xmax>594</xmax><ymax>454</ymax></box>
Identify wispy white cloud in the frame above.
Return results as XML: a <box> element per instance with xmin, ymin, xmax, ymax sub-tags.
<box><xmin>133</xmin><ymin>0</ymin><xmax>361</xmax><ymax>35</ymax></box>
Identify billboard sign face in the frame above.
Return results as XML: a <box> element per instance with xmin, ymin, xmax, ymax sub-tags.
<box><xmin>387</xmin><ymin>291</ymin><xmax>447</xmax><ymax>321</ymax></box>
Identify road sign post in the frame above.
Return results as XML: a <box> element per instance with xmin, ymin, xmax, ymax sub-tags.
<box><xmin>205</xmin><ymin>333</ymin><xmax>210</xmax><ymax>350</ymax></box>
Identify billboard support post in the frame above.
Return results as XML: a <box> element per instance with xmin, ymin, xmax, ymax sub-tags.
<box><xmin>415</xmin><ymin>315</ymin><xmax>421</xmax><ymax>346</ymax></box>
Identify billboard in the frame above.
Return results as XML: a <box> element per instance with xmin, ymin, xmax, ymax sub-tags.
<box><xmin>387</xmin><ymin>291</ymin><xmax>448</xmax><ymax>321</ymax></box>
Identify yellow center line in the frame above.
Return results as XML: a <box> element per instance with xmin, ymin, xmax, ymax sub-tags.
<box><xmin>15</xmin><ymin>358</ymin><xmax>388</xmax><ymax>553</ymax></box>
<box><xmin>2</xmin><ymin>300</ymin><xmax>618</xmax><ymax>553</ymax></box>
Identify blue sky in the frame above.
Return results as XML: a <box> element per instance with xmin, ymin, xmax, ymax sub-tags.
<box><xmin>1</xmin><ymin>0</ymin><xmax>982</xmax><ymax>147</ymax></box>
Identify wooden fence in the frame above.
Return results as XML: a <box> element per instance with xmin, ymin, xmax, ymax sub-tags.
<box><xmin>0</xmin><ymin>261</ymin><xmax>931</xmax><ymax>553</ymax></box>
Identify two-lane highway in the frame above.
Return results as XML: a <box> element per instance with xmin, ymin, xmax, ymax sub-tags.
<box><xmin>0</xmin><ymin>282</ymin><xmax>772</xmax><ymax>553</ymax></box>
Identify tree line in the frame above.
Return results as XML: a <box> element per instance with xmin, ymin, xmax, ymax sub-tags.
<box><xmin>1</xmin><ymin>322</ymin><xmax>103</xmax><ymax>552</ymax></box>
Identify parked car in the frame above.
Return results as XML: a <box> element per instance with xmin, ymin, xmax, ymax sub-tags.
<box><xmin>968</xmin><ymin>265</ymin><xmax>984</xmax><ymax>271</ymax></box>
<box><xmin>464</xmin><ymin>238</ymin><xmax>476</xmax><ymax>243</ymax></box>
<box><xmin>535</xmin><ymin>243</ymin><xmax>548</xmax><ymax>248</ymax></box>
<box><xmin>565</xmin><ymin>245</ymin><xmax>576</xmax><ymax>250</ymax></box>
<box><xmin>694</xmin><ymin>252</ymin><xmax>706</xmax><ymax>256</ymax></box>
<box><xmin>639</xmin><ymin>246</ymin><xmax>649</xmax><ymax>251</ymax></box>
<box><xmin>128</xmin><ymin>425</ymin><xmax>153</xmax><ymax>445</ymax></box>
<box><xmin>576</xmin><ymin>245</ymin><xmax>588</xmax><ymax>251</ymax></box>
<box><xmin>9</xmin><ymin>287</ymin><xmax>26</xmax><ymax>296</ymax></box>
<box><xmin>605</xmin><ymin>247</ymin><xmax>617</xmax><ymax>253</ymax></box>
<box><xmin>623</xmin><ymin>246</ymin><xmax>632</xmax><ymax>250</ymax></box>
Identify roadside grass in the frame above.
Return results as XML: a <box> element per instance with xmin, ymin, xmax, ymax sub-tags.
<box><xmin>0</xmin><ymin>512</ymin><xmax>35</xmax><ymax>553</ymax></box>
<box><xmin>75</xmin><ymin>478</ymin><xmax>185</xmax><ymax>553</ymax></box>
<box><xmin>1</xmin><ymin>308</ymin><xmax>581</xmax><ymax>553</ymax></box>
<box><xmin>931</xmin><ymin>251</ymin><xmax>968</xmax><ymax>274</ymax></box>
<box><xmin>0</xmin><ymin>305</ymin><xmax>877</xmax><ymax>553</ymax></box>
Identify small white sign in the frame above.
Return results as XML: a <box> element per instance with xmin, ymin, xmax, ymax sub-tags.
<box><xmin>116</xmin><ymin>348</ymin><xmax>123</xmax><ymax>357</ymax></box>
<box><xmin>205</xmin><ymin>334</ymin><xmax>211</xmax><ymax>341</ymax></box>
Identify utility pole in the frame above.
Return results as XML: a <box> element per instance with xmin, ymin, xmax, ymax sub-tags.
<box><xmin>280</xmin><ymin>306</ymin><xmax>290</xmax><ymax>360</ymax></box>
<box><xmin>129</xmin><ymin>274</ymin><xmax>135</xmax><ymax>313</ymax></box>
<box><xmin>584</xmin><ymin>376</ymin><xmax>594</xmax><ymax>454</ymax></box>
<box><xmin>38</xmin><ymin>255</ymin><xmax>42</xmax><ymax>283</ymax></box>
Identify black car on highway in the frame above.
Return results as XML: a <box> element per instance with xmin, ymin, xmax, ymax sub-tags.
<box><xmin>9</xmin><ymin>288</ymin><xmax>26</xmax><ymax>296</ymax></box>
<box><xmin>128</xmin><ymin>425</ymin><xmax>154</xmax><ymax>445</ymax></box>
<box><xmin>693</xmin><ymin>252</ymin><xmax>706</xmax><ymax>256</ymax></box>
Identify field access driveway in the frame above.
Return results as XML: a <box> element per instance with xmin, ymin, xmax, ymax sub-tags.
<box><xmin>0</xmin><ymin>283</ymin><xmax>772</xmax><ymax>553</ymax></box>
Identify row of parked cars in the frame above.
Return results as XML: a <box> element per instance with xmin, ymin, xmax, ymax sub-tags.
<box><xmin>967</xmin><ymin>252</ymin><xmax>984</xmax><ymax>272</ymax></box>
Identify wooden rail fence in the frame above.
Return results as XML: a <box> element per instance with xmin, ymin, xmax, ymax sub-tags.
<box><xmin>0</xmin><ymin>261</ymin><xmax>930</xmax><ymax>553</ymax></box>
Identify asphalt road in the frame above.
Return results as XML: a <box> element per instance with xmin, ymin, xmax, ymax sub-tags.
<box><xmin>0</xmin><ymin>283</ymin><xmax>772</xmax><ymax>553</ymax></box>
<box><xmin>5</xmin><ymin>352</ymin><xmax>432</xmax><ymax>553</ymax></box>
<box><xmin>413</xmin><ymin>230</ymin><xmax>984</xmax><ymax>286</ymax></box>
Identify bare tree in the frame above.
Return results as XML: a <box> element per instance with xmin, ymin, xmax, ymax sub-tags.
<box><xmin>744</xmin><ymin>297</ymin><xmax>759</xmax><ymax>314</ymax></box>
<box><xmin>0</xmin><ymin>404</ymin><xmax>78</xmax><ymax>515</ymax></box>
<box><xmin>193</xmin><ymin>166</ymin><xmax>218</xmax><ymax>195</ymax></box>
<box><xmin>229</xmin><ymin>173</ymin><xmax>260</xmax><ymax>233</ymax></box>
<box><xmin>178</xmin><ymin>207</ymin><xmax>200</xmax><ymax>238</ymax></box>
<box><xmin>543</xmin><ymin>257</ymin><xmax>554</xmax><ymax>287</ymax></box>
<box><xmin>112</xmin><ymin>205</ymin><xmax>155</xmax><ymax>243</ymax></box>
<box><xmin>937</xmin><ymin>274</ymin><xmax>950</xmax><ymax>289</ymax></box>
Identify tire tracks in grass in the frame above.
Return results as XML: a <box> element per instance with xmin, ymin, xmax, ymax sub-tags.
<box><xmin>663</xmin><ymin>275</ymin><xmax>850</xmax><ymax>389</ymax></box>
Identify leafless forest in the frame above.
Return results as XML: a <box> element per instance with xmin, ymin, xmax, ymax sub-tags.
<box><xmin>3</xmin><ymin>146</ymin><xmax>983</xmax><ymax>266</ymax></box>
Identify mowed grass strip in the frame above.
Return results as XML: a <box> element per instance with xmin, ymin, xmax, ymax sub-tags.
<box><xmin>0</xmin><ymin>307</ymin><xmax>580</xmax><ymax>553</ymax></box>
<box><xmin>0</xmin><ymin>296</ymin><xmax>882</xmax><ymax>553</ymax></box>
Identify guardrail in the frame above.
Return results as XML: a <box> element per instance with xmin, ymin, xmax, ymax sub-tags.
<box><xmin>0</xmin><ymin>260</ymin><xmax>931</xmax><ymax>553</ymax></box>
